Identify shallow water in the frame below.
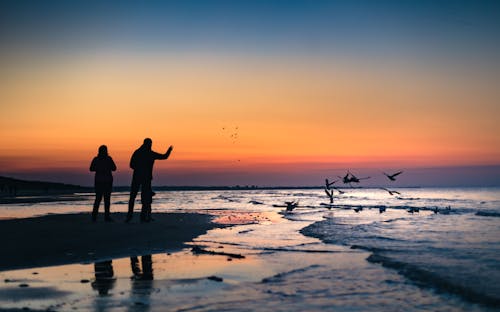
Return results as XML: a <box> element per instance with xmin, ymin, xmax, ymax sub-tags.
<box><xmin>0</xmin><ymin>187</ymin><xmax>499</xmax><ymax>311</ymax></box>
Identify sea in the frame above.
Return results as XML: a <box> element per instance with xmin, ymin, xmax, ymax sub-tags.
<box><xmin>0</xmin><ymin>187</ymin><xmax>499</xmax><ymax>311</ymax></box>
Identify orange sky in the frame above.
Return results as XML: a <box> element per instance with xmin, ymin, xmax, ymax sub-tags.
<box><xmin>1</xmin><ymin>52</ymin><xmax>499</xmax><ymax>185</ymax></box>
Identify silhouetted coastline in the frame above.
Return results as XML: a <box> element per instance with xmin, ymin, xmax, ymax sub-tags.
<box><xmin>0</xmin><ymin>176</ymin><xmax>91</xmax><ymax>198</ymax></box>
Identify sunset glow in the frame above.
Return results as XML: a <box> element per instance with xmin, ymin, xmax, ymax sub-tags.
<box><xmin>1</xmin><ymin>1</ymin><xmax>499</xmax><ymax>186</ymax></box>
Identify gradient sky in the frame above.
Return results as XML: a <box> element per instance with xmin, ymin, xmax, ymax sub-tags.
<box><xmin>1</xmin><ymin>0</ymin><xmax>499</xmax><ymax>186</ymax></box>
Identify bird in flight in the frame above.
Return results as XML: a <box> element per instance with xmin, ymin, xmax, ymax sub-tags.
<box><xmin>339</xmin><ymin>171</ymin><xmax>370</xmax><ymax>186</ymax></box>
<box><xmin>324</xmin><ymin>188</ymin><xmax>334</xmax><ymax>204</ymax></box>
<box><xmin>325</xmin><ymin>178</ymin><xmax>338</xmax><ymax>190</ymax></box>
<box><xmin>383</xmin><ymin>171</ymin><xmax>403</xmax><ymax>181</ymax></box>
<box><xmin>380</xmin><ymin>187</ymin><xmax>401</xmax><ymax>196</ymax></box>
<box><xmin>285</xmin><ymin>201</ymin><xmax>299</xmax><ymax>212</ymax></box>
<box><xmin>333</xmin><ymin>186</ymin><xmax>345</xmax><ymax>195</ymax></box>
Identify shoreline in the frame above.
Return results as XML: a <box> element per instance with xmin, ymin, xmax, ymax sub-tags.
<box><xmin>0</xmin><ymin>194</ymin><xmax>92</xmax><ymax>205</ymax></box>
<box><xmin>0</xmin><ymin>212</ymin><xmax>219</xmax><ymax>272</ymax></box>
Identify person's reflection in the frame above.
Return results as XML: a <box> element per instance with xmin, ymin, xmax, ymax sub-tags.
<box><xmin>129</xmin><ymin>255</ymin><xmax>154</xmax><ymax>310</ymax></box>
<box><xmin>91</xmin><ymin>260</ymin><xmax>116</xmax><ymax>296</ymax></box>
<box><xmin>131</xmin><ymin>255</ymin><xmax>153</xmax><ymax>280</ymax></box>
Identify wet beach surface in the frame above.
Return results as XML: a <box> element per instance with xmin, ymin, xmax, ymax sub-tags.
<box><xmin>0</xmin><ymin>188</ymin><xmax>499</xmax><ymax>311</ymax></box>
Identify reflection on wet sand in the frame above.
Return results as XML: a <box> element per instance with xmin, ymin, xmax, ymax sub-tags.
<box><xmin>91</xmin><ymin>260</ymin><xmax>116</xmax><ymax>296</ymax></box>
<box><xmin>130</xmin><ymin>255</ymin><xmax>154</xmax><ymax>310</ymax></box>
<box><xmin>131</xmin><ymin>255</ymin><xmax>153</xmax><ymax>281</ymax></box>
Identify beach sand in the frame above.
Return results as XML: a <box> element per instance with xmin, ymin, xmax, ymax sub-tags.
<box><xmin>0</xmin><ymin>212</ymin><xmax>218</xmax><ymax>271</ymax></box>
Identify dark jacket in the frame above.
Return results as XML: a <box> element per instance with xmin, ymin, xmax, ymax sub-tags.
<box><xmin>130</xmin><ymin>146</ymin><xmax>170</xmax><ymax>181</ymax></box>
<box><xmin>90</xmin><ymin>156</ymin><xmax>117</xmax><ymax>184</ymax></box>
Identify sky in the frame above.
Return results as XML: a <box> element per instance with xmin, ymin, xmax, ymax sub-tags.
<box><xmin>1</xmin><ymin>0</ymin><xmax>500</xmax><ymax>187</ymax></box>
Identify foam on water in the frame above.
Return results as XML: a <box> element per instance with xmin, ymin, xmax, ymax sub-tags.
<box><xmin>300</xmin><ymin>188</ymin><xmax>500</xmax><ymax>307</ymax></box>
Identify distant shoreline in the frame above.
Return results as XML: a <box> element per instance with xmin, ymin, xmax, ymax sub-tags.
<box><xmin>2</xmin><ymin>176</ymin><xmax>498</xmax><ymax>204</ymax></box>
<box><xmin>0</xmin><ymin>194</ymin><xmax>93</xmax><ymax>205</ymax></box>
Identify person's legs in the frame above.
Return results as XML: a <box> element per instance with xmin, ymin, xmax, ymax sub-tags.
<box><xmin>130</xmin><ymin>256</ymin><xmax>141</xmax><ymax>278</ymax></box>
<box><xmin>141</xmin><ymin>255</ymin><xmax>153</xmax><ymax>280</ymax></box>
<box><xmin>126</xmin><ymin>178</ymin><xmax>141</xmax><ymax>222</ymax></box>
<box><xmin>104</xmin><ymin>183</ymin><xmax>112</xmax><ymax>221</ymax></box>
<box><xmin>140</xmin><ymin>180</ymin><xmax>152</xmax><ymax>222</ymax></box>
<box><xmin>92</xmin><ymin>187</ymin><xmax>103</xmax><ymax>222</ymax></box>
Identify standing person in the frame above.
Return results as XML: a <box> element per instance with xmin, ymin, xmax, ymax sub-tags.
<box><xmin>90</xmin><ymin>145</ymin><xmax>117</xmax><ymax>222</ymax></box>
<box><xmin>126</xmin><ymin>138</ymin><xmax>173</xmax><ymax>223</ymax></box>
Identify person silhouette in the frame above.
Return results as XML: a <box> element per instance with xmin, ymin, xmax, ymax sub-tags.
<box><xmin>90</xmin><ymin>145</ymin><xmax>117</xmax><ymax>222</ymax></box>
<box><xmin>126</xmin><ymin>138</ymin><xmax>173</xmax><ymax>223</ymax></box>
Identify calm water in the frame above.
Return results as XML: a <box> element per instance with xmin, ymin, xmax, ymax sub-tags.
<box><xmin>0</xmin><ymin>187</ymin><xmax>499</xmax><ymax>311</ymax></box>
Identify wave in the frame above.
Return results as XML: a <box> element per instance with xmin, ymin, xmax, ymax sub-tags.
<box><xmin>261</xmin><ymin>265</ymin><xmax>322</xmax><ymax>283</ymax></box>
<box><xmin>366</xmin><ymin>253</ymin><xmax>500</xmax><ymax>307</ymax></box>
<box><xmin>475</xmin><ymin>211</ymin><xmax>500</xmax><ymax>218</ymax></box>
<box><xmin>301</xmin><ymin>217</ymin><xmax>500</xmax><ymax>307</ymax></box>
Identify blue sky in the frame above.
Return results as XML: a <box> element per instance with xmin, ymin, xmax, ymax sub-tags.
<box><xmin>1</xmin><ymin>0</ymin><xmax>499</xmax><ymax>58</ymax></box>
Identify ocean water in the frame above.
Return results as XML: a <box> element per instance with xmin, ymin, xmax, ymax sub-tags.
<box><xmin>0</xmin><ymin>187</ymin><xmax>499</xmax><ymax>311</ymax></box>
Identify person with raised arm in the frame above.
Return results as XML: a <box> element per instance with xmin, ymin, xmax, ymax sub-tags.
<box><xmin>126</xmin><ymin>138</ymin><xmax>173</xmax><ymax>223</ymax></box>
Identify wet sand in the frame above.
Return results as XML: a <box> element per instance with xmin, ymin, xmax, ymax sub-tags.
<box><xmin>0</xmin><ymin>212</ymin><xmax>218</xmax><ymax>271</ymax></box>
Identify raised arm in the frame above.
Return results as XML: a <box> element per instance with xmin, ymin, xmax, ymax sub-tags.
<box><xmin>153</xmin><ymin>145</ymin><xmax>174</xmax><ymax>160</ymax></box>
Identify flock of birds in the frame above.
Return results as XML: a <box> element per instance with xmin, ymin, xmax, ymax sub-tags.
<box><xmin>218</xmin><ymin>128</ymin><xmax>448</xmax><ymax>215</ymax></box>
<box><xmin>283</xmin><ymin>170</ymin><xmax>451</xmax><ymax>215</ymax></box>
<box><xmin>222</xmin><ymin>126</ymin><xmax>239</xmax><ymax>144</ymax></box>
<box><xmin>323</xmin><ymin>170</ymin><xmax>403</xmax><ymax>203</ymax></box>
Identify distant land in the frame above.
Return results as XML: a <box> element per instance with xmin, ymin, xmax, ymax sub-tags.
<box><xmin>0</xmin><ymin>176</ymin><xmax>331</xmax><ymax>197</ymax></box>
<box><xmin>0</xmin><ymin>176</ymin><xmax>92</xmax><ymax>204</ymax></box>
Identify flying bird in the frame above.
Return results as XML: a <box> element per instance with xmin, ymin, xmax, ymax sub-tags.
<box><xmin>380</xmin><ymin>187</ymin><xmax>401</xmax><ymax>196</ymax></box>
<box><xmin>348</xmin><ymin>172</ymin><xmax>370</xmax><ymax>183</ymax></box>
<box><xmin>338</xmin><ymin>171</ymin><xmax>370</xmax><ymax>186</ymax></box>
<box><xmin>325</xmin><ymin>178</ymin><xmax>338</xmax><ymax>189</ymax></box>
<box><xmin>339</xmin><ymin>172</ymin><xmax>351</xmax><ymax>184</ymax></box>
<box><xmin>333</xmin><ymin>186</ymin><xmax>345</xmax><ymax>195</ymax></box>
<box><xmin>285</xmin><ymin>201</ymin><xmax>299</xmax><ymax>212</ymax></box>
<box><xmin>325</xmin><ymin>188</ymin><xmax>334</xmax><ymax>204</ymax></box>
<box><xmin>383</xmin><ymin>171</ymin><xmax>403</xmax><ymax>181</ymax></box>
<box><xmin>222</xmin><ymin>126</ymin><xmax>240</xmax><ymax>143</ymax></box>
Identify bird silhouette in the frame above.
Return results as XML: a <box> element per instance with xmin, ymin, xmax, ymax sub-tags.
<box><xmin>383</xmin><ymin>171</ymin><xmax>403</xmax><ymax>181</ymax></box>
<box><xmin>348</xmin><ymin>172</ymin><xmax>370</xmax><ymax>183</ymax></box>
<box><xmin>333</xmin><ymin>186</ymin><xmax>345</xmax><ymax>195</ymax></box>
<box><xmin>338</xmin><ymin>171</ymin><xmax>370</xmax><ymax>186</ymax></box>
<box><xmin>339</xmin><ymin>172</ymin><xmax>351</xmax><ymax>184</ymax></box>
<box><xmin>324</xmin><ymin>188</ymin><xmax>334</xmax><ymax>204</ymax></box>
<box><xmin>325</xmin><ymin>178</ymin><xmax>338</xmax><ymax>190</ymax></box>
<box><xmin>380</xmin><ymin>187</ymin><xmax>401</xmax><ymax>196</ymax></box>
<box><xmin>285</xmin><ymin>201</ymin><xmax>299</xmax><ymax>212</ymax></box>
<box><xmin>408</xmin><ymin>207</ymin><xmax>420</xmax><ymax>213</ymax></box>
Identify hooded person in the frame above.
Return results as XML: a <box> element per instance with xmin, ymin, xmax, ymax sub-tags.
<box><xmin>90</xmin><ymin>145</ymin><xmax>117</xmax><ymax>222</ymax></box>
